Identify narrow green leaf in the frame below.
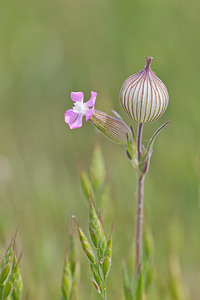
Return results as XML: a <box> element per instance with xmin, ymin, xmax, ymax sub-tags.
<box><xmin>145</xmin><ymin>121</ymin><xmax>169</xmax><ymax>159</ymax></box>
<box><xmin>143</xmin><ymin>227</ymin><xmax>154</xmax><ymax>291</ymax></box>
<box><xmin>135</xmin><ymin>271</ymin><xmax>143</xmax><ymax>300</ymax></box>
<box><xmin>122</xmin><ymin>260</ymin><xmax>133</xmax><ymax>300</ymax></box>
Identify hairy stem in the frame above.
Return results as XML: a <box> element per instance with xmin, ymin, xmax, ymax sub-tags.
<box><xmin>135</xmin><ymin>122</ymin><xmax>144</xmax><ymax>275</ymax></box>
<box><xmin>137</xmin><ymin>123</ymin><xmax>143</xmax><ymax>160</ymax></box>
<box><xmin>135</xmin><ymin>174</ymin><xmax>145</xmax><ymax>275</ymax></box>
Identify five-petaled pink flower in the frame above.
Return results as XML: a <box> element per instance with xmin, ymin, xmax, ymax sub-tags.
<box><xmin>65</xmin><ymin>91</ymin><xmax>97</xmax><ymax>129</ymax></box>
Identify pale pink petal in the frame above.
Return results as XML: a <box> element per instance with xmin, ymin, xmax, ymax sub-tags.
<box><xmin>71</xmin><ymin>92</ymin><xmax>84</xmax><ymax>102</ymax></box>
<box><xmin>69</xmin><ymin>114</ymin><xmax>83</xmax><ymax>129</ymax></box>
<box><xmin>65</xmin><ymin>109</ymin><xmax>78</xmax><ymax>124</ymax></box>
<box><xmin>85</xmin><ymin>91</ymin><xmax>97</xmax><ymax>107</ymax></box>
<box><xmin>85</xmin><ymin>107</ymin><xmax>94</xmax><ymax>121</ymax></box>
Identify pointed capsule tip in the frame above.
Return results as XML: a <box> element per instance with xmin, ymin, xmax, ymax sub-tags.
<box><xmin>145</xmin><ymin>56</ymin><xmax>153</xmax><ymax>70</ymax></box>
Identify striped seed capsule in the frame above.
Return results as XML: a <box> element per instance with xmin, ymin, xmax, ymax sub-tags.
<box><xmin>120</xmin><ymin>57</ymin><xmax>169</xmax><ymax>124</ymax></box>
<box><xmin>89</xmin><ymin>110</ymin><xmax>132</xmax><ymax>144</ymax></box>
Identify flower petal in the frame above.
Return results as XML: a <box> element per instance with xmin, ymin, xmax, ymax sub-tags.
<box><xmin>71</xmin><ymin>92</ymin><xmax>84</xmax><ymax>102</ymax></box>
<box><xmin>85</xmin><ymin>91</ymin><xmax>97</xmax><ymax>107</ymax></box>
<box><xmin>69</xmin><ymin>114</ymin><xmax>83</xmax><ymax>129</ymax></box>
<box><xmin>85</xmin><ymin>107</ymin><xmax>94</xmax><ymax>121</ymax></box>
<box><xmin>65</xmin><ymin>109</ymin><xmax>78</xmax><ymax>124</ymax></box>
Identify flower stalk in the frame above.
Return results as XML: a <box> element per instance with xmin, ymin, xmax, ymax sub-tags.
<box><xmin>135</xmin><ymin>122</ymin><xmax>145</xmax><ymax>275</ymax></box>
<box><xmin>135</xmin><ymin>173</ymin><xmax>145</xmax><ymax>275</ymax></box>
<box><xmin>134</xmin><ymin>120</ymin><xmax>169</xmax><ymax>276</ymax></box>
<box><xmin>137</xmin><ymin>123</ymin><xmax>143</xmax><ymax>161</ymax></box>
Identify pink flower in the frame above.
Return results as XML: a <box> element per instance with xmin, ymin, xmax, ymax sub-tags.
<box><xmin>65</xmin><ymin>91</ymin><xmax>97</xmax><ymax>129</ymax></box>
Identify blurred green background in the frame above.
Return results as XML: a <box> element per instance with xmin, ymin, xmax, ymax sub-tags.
<box><xmin>0</xmin><ymin>0</ymin><xmax>199</xmax><ymax>299</ymax></box>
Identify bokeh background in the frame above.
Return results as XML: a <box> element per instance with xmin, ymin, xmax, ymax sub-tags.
<box><xmin>0</xmin><ymin>0</ymin><xmax>200</xmax><ymax>299</ymax></box>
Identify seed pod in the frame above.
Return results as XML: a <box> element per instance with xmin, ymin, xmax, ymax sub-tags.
<box><xmin>120</xmin><ymin>57</ymin><xmax>169</xmax><ymax>123</ymax></box>
<box><xmin>90</xmin><ymin>110</ymin><xmax>132</xmax><ymax>144</ymax></box>
<box><xmin>73</xmin><ymin>216</ymin><xmax>96</xmax><ymax>265</ymax></box>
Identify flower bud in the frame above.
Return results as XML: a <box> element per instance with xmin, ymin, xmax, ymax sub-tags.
<box><xmin>89</xmin><ymin>110</ymin><xmax>132</xmax><ymax>144</ymax></box>
<box><xmin>120</xmin><ymin>57</ymin><xmax>169</xmax><ymax>123</ymax></box>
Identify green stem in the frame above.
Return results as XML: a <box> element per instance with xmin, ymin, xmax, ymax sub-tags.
<box><xmin>103</xmin><ymin>280</ymin><xmax>107</xmax><ymax>300</ymax></box>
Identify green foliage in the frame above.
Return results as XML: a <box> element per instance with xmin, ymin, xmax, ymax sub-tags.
<box><xmin>90</xmin><ymin>143</ymin><xmax>106</xmax><ymax>190</ymax></box>
<box><xmin>122</xmin><ymin>260</ymin><xmax>133</xmax><ymax>300</ymax></box>
<box><xmin>135</xmin><ymin>271</ymin><xmax>143</xmax><ymax>300</ymax></box>
<box><xmin>61</xmin><ymin>233</ymin><xmax>80</xmax><ymax>300</ymax></box>
<box><xmin>73</xmin><ymin>197</ymin><xmax>112</xmax><ymax>298</ymax></box>
<box><xmin>62</xmin><ymin>254</ymin><xmax>72</xmax><ymax>300</ymax></box>
<box><xmin>143</xmin><ymin>227</ymin><xmax>155</xmax><ymax>292</ymax></box>
<box><xmin>78</xmin><ymin>162</ymin><xmax>95</xmax><ymax>204</ymax></box>
<box><xmin>0</xmin><ymin>238</ymin><xmax>23</xmax><ymax>300</ymax></box>
<box><xmin>168</xmin><ymin>254</ymin><xmax>190</xmax><ymax>300</ymax></box>
<box><xmin>0</xmin><ymin>144</ymin><xmax>195</xmax><ymax>300</ymax></box>
<box><xmin>78</xmin><ymin>142</ymin><xmax>109</xmax><ymax>208</ymax></box>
